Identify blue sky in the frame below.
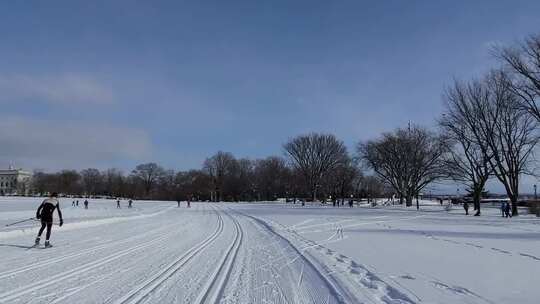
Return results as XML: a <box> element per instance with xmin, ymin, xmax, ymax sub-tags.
<box><xmin>1</xmin><ymin>0</ymin><xmax>540</xmax><ymax>192</ymax></box>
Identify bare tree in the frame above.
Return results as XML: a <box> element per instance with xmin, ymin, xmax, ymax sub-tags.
<box><xmin>57</xmin><ymin>170</ymin><xmax>82</xmax><ymax>196</ymax></box>
<box><xmin>440</xmin><ymin>80</ymin><xmax>494</xmax><ymax>216</ymax></box>
<box><xmin>185</xmin><ymin>170</ymin><xmax>212</xmax><ymax>201</ymax></box>
<box><xmin>359</xmin><ymin>126</ymin><xmax>446</xmax><ymax>208</ymax></box>
<box><xmin>321</xmin><ymin>157</ymin><xmax>360</xmax><ymax>204</ymax></box>
<box><xmin>284</xmin><ymin>133</ymin><xmax>348</xmax><ymax>202</ymax></box>
<box><xmin>104</xmin><ymin>169</ymin><xmax>126</xmax><ymax>198</ymax></box>
<box><xmin>479</xmin><ymin>71</ymin><xmax>539</xmax><ymax>215</ymax></box>
<box><xmin>497</xmin><ymin>34</ymin><xmax>540</xmax><ymax>122</ymax></box>
<box><xmin>224</xmin><ymin>158</ymin><xmax>254</xmax><ymax>201</ymax></box>
<box><xmin>80</xmin><ymin>168</ymin><xmax>103</xmax><ymax>196</ymax></box>
<box><xmin>131</xmin><ymin>163</ymin><xmax>165</xmax><ymax>198</ymax></box>
<box><xmin>357</xmin><ymin>175</ymin><xmax>387</xmax><ymax>202</ymax></box>
<box><xmin>253</xmin><ymin>156</ymin><xmax>291</xmax><ymax>201</ymax></box>
<box><xmin>203</xmin><ymin>151</ymin><xmax>237</xmax><ymax>202</ymax></box>
<box><xmin>31</xmin><ymin>171</ymin><xmax>49</xmax><ymax>196</ymax></box>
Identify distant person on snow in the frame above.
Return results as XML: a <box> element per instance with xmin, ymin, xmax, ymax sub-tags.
<box><xmin>72</xmin><ymin>200</ymin><xmax>75</xmax><ymax>207</ymax></box>
<box><xmin>84</xmin><ymin>200</ymin><xmax>89</xmax><ymax>209</ymax></box>
<box><xmin>116</xmin><ymin>199</ymin><xmax>121</xmax><ymax>209</ymax></box>
<box><xmin>35</xmin><ymin>192</ymin><xmax>63</xmax><ymax>248</ymax></box>
<box><xmin>504</xmin><ymin>202</ymin><xmax>512</xmax><ymax>218</ymax></box>
<box><xmin>187</xmin><ymin>199</ymin><xmax>191</xmax><ymax>208</ymax></box>
<box><xmin>463</xmin><ymin>201</ymin><xmax>469</xmax><ymax>215</ymax></box>
<box><xmin>501</xmin><ymin>202</ymin><xmax>506</xmax><ymax>217</ymax></box>
<box><xmin>128</xmin><ymin>199</ymin><xmax>133</xmax><ymax>208</ymax></box>
<box><xmin>76</xmin><ymin>200</ymin><xmax>79</xmax><ymax>207</ymax></box>
<box><xmin>177</xmin><ymin>200</ymin><xmax>181</xmax><ymax>208</ymax></box>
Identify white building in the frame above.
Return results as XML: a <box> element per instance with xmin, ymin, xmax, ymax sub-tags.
<box><xmin>0</xmin><ymin>166</ymin><xmax>32</xmax><ymax>195</ymax></box>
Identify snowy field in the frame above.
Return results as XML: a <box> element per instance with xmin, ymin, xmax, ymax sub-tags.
<box><xmin>1</xmin><ymin>197</ymin><xmax>539</xmax><ymax>303</ymax></box>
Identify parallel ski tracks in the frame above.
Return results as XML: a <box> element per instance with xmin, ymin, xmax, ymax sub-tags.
<box><xmin>0</xmin><ymin>230</ymin><xmax>177</xmax><ymax>303</ymax></box>
<box><xmin>115</xmin><ymin>206</ymin><xmax>245</xmax><ymax>304</ymax></box>
<box><xmin>0</xmin><ymin>223</ymin><xmax>175</xmax><ymax>280</ymax></box>
<box><xmin>113</xmin><ymin>207</ymin><xmax>225</xmax><ymax>304</ymax></box>
<box><xmin>193</xmin><ymin>208</ymin><xmax>244</xmax><ymax>304</ymax></box>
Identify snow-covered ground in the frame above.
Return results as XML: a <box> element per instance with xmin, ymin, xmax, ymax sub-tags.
<box><xmin>1</xmin><ymin>197</ymin><xmax>539</xmax><ymax>303</ymax></box>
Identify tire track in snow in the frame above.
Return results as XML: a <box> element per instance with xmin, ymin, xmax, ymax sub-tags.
<box><xmin>113</xmin><ymin>206</ymin><xmax>225</xmax><ymax>304</ymax></box>
<box><xmin>194</xmin><ymin>207</ymin><xmax>243</xmax><ymax>304</ymax></box>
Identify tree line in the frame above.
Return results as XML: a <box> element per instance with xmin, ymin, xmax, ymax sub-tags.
<box><xmin>30</xmin><ymin>153</ymin><xmax>381</xmax><ymax>203</ymax></box>
<box><xmin>28</xmin><ymin>33</ymin><xmax>540</xmax><ymax>216</ymax></box>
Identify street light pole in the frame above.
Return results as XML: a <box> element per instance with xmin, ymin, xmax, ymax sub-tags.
<box><xmin>534</xmin><ymin>184</ymin><xmax>539</xmax><ymax>217</ymax></box>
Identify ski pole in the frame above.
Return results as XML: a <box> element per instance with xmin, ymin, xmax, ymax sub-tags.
<box><xmin>5</xmin><ymin>217</ymin><xmax>36</xmax><ymax>227</ymax></box>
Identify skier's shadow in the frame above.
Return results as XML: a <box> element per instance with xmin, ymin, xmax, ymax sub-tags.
<box><xmin>0</xmin><ymin>243</ymin><xmax>35</xmax><ymax>249</ymax></box>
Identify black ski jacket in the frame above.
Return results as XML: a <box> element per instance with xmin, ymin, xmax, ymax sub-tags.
<box><xmin>37</xmin><ymin>199</ymin><xmax>63</xmax><ymax>223</ymax></box>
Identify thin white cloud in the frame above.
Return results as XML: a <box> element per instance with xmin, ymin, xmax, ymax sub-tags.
<box><xmin>0</xmin><ymin>74</ymin><xmax>114</xmax><ymax>105</ymax></box>
<box><xmin>0</xmin><ymin>116</ymin><xmax>152</xmax><ymax>170</ymax></box>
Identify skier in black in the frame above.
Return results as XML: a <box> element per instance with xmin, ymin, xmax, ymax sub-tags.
<box><xmin>463</xmin><ymin>201</ymin><xmax>469</xmax><ymax>215</ymax></box>
<box><xmin>128</xmin><ymin>199</ymin><xmax>133</xmax><ymax>208</ymax></box>
<box><xmin>116</xmin><ymin>199</ymin><xmax>121</xmax><ymax>209</ymax></box>
<box><xmin>504</xmin><ymin>202</ymin><xmax>512</xmax><ymax>218</ymax></box>
<box><xmin>84</xmin><ymin>200</ymin><xmax>89</xmax><ymax>209</ymax></box>
<box><xmin>35</xmin><ymin>192</ymin><xmax>63</xmax><ymax>247</ymax></box>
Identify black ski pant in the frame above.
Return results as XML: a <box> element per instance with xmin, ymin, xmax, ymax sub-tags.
<box><xmin>38</xmin><ymin>220</ymin><xmax>53</xmax><ymax>240</ymax></box>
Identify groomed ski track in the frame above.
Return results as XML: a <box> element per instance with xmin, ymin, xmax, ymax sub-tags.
<box><xmin>0</xmin><ymin>203</ymin><xmax>366</xmax><ymax>304</ymax></box>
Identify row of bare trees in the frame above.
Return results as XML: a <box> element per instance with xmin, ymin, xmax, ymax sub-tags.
<box><xmin>360</xmin><ymin>33</ymin><xmax>540</xmax><ymax>216</ymax></box>
<box><xmin>30</xmin><ymin>144</ymin><xmax>383</xmax><ymax>202</ymax></box>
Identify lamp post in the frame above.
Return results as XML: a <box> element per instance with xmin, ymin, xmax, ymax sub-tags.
<box><xmin>535</xmin><ymin>184</ymin><xmax>539</xmax><ymax>217</ymax></box>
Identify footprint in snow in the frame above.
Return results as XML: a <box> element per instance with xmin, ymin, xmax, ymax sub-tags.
<box><xmin>465</xmin><ymin>242</ymin><xmax>483</xmax><ymax>249</ymax></box>
<box><xmin>491</xmin><ymin>247</ymin><xmax>511</xmax><ymax>254</ymax></box>
<box><xmin>350</xmin><ymin>268</ymin><xmax>360</xmax><ymax>274</ymax></box>
<box><xmin>431</xmin><ymin>281</ymin><xmax>486</xmax><ymax>300</ymax></box>
<box><xmin>399</xmin><ymin>274</ymin><xmax>416</xmax><ymax>280</ymax></box>
<box><xmin>442</xmin><ymin>239</ymin><xmax>460</xmax><ymax>244</ymax></box>
<box><xmin>519</xmin><ymin>253</ymin><xmax>540</xmax><ymax>261</ymax></box>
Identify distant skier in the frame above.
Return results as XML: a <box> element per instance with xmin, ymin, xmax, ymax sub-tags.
<box><xmin>84</xmin><ymin>200</ymin><xmax>89</xmax><ymax>209</ymax></box>
<box><xmin>128</xmin><ymin>199</ymin><xmax>133</xmax><ymax>208</ymax></box>
<box><xmin>501</xmin><ymin>202</ymin><xmax>505</xmax><ymax>217</ymax></box>
<box><xmin>348</xmin><ymin>196</ymin><xmax>354</xmax><ymax>208</ymax></box>
<box><xmin>35</xmin><ymin>192</ymin><xmax>63</xmax><ymax>248</ymax></box>
<box><xmin>504</xmin><ymin>202</ymin><xmax>512</xmax><ymax>218</ymax></box>
<box><xmin>116</xmin><ymin>199</ymin><xmax>121</xmax><ymax>209</ymax></box>
<box><xmin>463</xmin><ymin>201</ymin><xmax>469</xmax><ymax>215</ymax></box>
<box><xmin>76</xmin><ymin>200</ymin><xmax>79</xmax><ymax>207</ymax></box>
<box><xmin>72</xmin><ymin>200</ymin><xmax>75</xmax><ymax>207</ymax></box>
